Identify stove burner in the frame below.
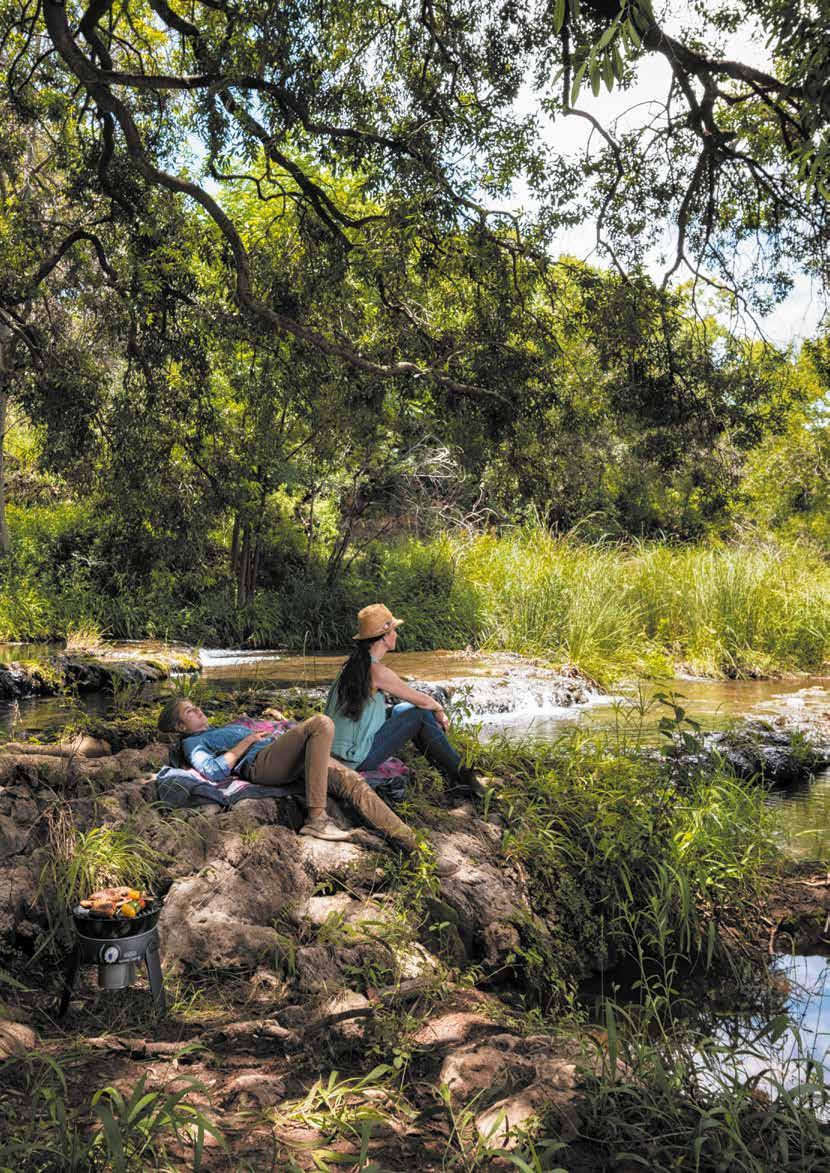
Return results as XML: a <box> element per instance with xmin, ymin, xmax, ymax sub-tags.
<box><xmin>58</xmin><ymin>902</ymin><xmax>166</xmax><ymax>1016</ymax></box>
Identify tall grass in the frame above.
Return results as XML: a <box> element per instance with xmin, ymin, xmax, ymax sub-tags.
<box><xmin>451</xmin><ymin>528</ymin><xmax>643</xmax><ymax>680</ymax></box>
<box><xmin>2</xmin><ymin>507</ymin><xmax>828</xmax><ymax>679</ymax></box>
<box><xmin>626</xmin><ymin>541</ymin><xmax>830</xmax><ymax>677</ymax></box>
<box><xmin>465</xmin><ymin>699</ymin><xmax>781</xmax><ymax>1001</ymax></box>
<box><xmin>446</xmin><ymin>528</ymin><xmax>830</xmax><ymax>681</ymax></box>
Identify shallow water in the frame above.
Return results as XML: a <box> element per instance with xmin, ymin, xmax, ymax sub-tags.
<box><xmin>3</xmin><ymin>645</ymin><xmax>829</xmax><ymax>854</ymax></box>
<box><xmin>706</xmin><ymin>954</ymin><xmax>830</xmax><ymax>1111</ymax></box>
<box><xmin>3</xmin><ymin>640</ymin><xmax>828</xmax><ymax>745</ymax></box>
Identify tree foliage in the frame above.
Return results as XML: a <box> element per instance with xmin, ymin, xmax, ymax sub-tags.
<box><xmin>1</xmin><ymin>0</ymin><xmax>827</xmax><ymax>386</ymax></box>
<box><xmin>0</xmin><ymin>0</ymin><xmax>828</xmax><ymax>626</ymax></box>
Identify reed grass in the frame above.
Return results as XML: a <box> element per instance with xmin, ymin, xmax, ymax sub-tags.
<box><xmin>444</xmin><ymin>528</ymin><xmax>830</xmax><ymax>682</ymax></box>
<box><xmin>63</xmin><ymin>620</ymin><xmax>109</xmax><ymax>654</ymax></box>
<box><xmin>2</xmin><ymin>503</ymin><xmax>828</xmax><ymax>680</ymax></box>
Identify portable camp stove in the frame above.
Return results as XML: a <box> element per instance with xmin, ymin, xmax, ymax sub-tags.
<box><xmin>58</xmin><ymin>900</ymin><xmax>166</xmax><ymax>1016</ymax></box>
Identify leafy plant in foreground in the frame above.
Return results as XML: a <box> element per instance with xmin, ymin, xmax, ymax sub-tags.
<box><xmin>0</xmin><ymin>1054</ymin><xmax>223</xmax><ymax>1172</ymax></box>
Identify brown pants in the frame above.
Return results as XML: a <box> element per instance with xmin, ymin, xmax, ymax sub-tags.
<box><xmin>250</xmin><ymin>714</ymin><xmax>414</xmax><ymax>847</ymax></box>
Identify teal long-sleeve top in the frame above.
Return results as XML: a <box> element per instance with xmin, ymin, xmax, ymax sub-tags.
<box><xmin>182</xmin><ymin>723</ymin><xmax>273</xmax><ymax>782</ymax></box>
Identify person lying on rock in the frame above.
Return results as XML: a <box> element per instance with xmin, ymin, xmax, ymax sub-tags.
<box><xmin>157</xmin><ymin>698</ymin><xmax>419</xmax><ymax>850</ymax></box>
<box><xmin>326</xmin><ymin>604</ymin><xmax>486</xmax><ymax>797</ymax></box>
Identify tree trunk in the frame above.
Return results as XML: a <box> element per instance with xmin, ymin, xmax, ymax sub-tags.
<box><xmin>234</xmin><ymin>521</ymin><xmax>259</xmax><ymax>610</ymax></box>
<box><xmin>0</xmin><ymin>386</ymin><xmax>9</xmax><ymax>555</ymax></box>
<box><xmin>230</xmin><ymin>514</ymin><xmax>240</xmax><ymax>583</ymax></box>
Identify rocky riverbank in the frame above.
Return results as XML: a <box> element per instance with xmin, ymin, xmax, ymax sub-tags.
<box><xmin>670</xmin><ymin>718</ymin><xmax>830</xmax><ymax>789</ymax></box>
<box><xmin>2</xmin><ymin>694</ymin><xmax>830</xmax><ymax>1168</ymax></box>
<box><xmin>0</xmin><ymin>646</ymin><xmax>199</xmax><ymax>702</ymax></box>
<box><xmin>0</xmin><ymin>712</ymin><xmax>602</xmax><ymax>1166</ymax></box>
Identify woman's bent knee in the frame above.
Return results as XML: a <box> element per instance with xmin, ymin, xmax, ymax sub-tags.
<box><xmin>307</xmin><ymin>713</ymin><xmax>334</xmax><ymax>735</ymax></box>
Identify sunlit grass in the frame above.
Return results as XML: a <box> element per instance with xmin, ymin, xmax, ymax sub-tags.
<box><xmin>63</xmin><ymin>620</ymin><xmax>109</xmax><ymax>654</ymax></box>
<box><xmin>443</xmin><ymin>527</ymin><xmax>830</xmax><ymax>682</ymax></box>
<box><xmin>2</xmin><ymin>506</ymin><xmax>828</xmax><ymax>679</ymax></box>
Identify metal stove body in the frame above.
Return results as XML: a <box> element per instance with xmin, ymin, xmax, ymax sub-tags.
<box><xmin>58</xmin><ymin>902</ymin><xmax>166</xmax><ymax>1016</ymax></box>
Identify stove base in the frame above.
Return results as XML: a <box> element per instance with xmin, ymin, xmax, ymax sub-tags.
<box><xmin>58</xmin><ymin>927</ymin><xmax>166</xmax><ymax>1016</ymax></box>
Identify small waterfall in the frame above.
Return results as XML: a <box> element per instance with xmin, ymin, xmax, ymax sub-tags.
<box><xmin>199</xmin><ymin>648</ymin><xmax>286</xmax><ymax>667</ymax></box>
<box><xmin>410</xmin><ymin>667</ymin><xmax>603</xmax><ymax>723</ymax></box>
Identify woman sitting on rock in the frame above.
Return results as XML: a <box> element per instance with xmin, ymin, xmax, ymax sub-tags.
<box><xmin>157</xmin><ymin>698</ymin><xmax>418</xmax><ymax>848</ymax></box>
<box><xmin>326</xmin><ymin>604</ymin><xmax>484</xmax><ymax>795</ymax></box>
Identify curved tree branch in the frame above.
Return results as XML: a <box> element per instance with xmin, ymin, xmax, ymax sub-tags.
<box><xmin>7</xmin><ymin>228</ymin><xmax>117</xmax><ymax>304</ymax></box>
<box><xmin>41</xmin><ymin>0</ymin><xmax>503</xmax><ymax>402</ymax></box>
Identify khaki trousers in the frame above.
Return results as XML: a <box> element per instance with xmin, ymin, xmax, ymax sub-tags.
<box><xmin>250</xmin><ymin>714</ymin><xmax>414</xmax><ymax>847</ymax></box>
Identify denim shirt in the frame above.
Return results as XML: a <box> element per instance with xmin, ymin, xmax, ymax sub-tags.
<box><xmin>182</xmin><ymin>723</ymin><xmax>273</xmax><ymax>783</ymax></box>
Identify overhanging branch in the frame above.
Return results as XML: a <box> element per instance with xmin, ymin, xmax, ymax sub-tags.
<box><xmin>41</xmin><ymin>0</ymin><xmax>504</xmax><ymax>402</ymax></box>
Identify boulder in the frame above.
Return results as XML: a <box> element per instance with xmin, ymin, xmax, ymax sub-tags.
<box><xmin>0</xmin><ymin>815</ymin><xmax>30</xmax><ymax>862</ymax></box>
<box><xmin>667</xmin><ymin>719</ymin><xmax>830</xmax><ymax>789</ymax></box>
<box><xmin>411</xmin><ymin>1009</ymin><xmax>509</xmax><ymax>1050</ymax></box>
<box><xmin>0</xmin><ymin>646</ymin><xmax>199</xmax><ymax>702</ymax></box>
<box><xmin>0</xmin><ymin>742</ymin><xmax>167</xmax><ymax>792</ymax></box>
<box><xmin>1</xmin><ymin>735</ymin><xmax>112</xmax><ymax>758</ymax></box>
<box><xmin>221</xmin><ymin>1071</ymin><xmax>287</xmax><ymax>1108</ymax></box>
<box><xmin>0</xmin><ymin>1019</ymin><xmax>39</xmax><ymax>1059</ymax></box>
<box><xmin>440</xmin><ymin>1031</ymin><xmax>588</xmax><ymax>1147</ymax></box>
<box><xmin>0</xmin><ymin>859</ymin><xmax>40</xmax><ymax>936</ymax></box>
<box><xmin>293</xmin><ymin>945</ymin><xmax>346</xmax><ymax>996</ymax></box>
<box><xmin>0</xmin><ymin>661</ymin><xmax>60</xmax><ymax>701</ymax></box>
<box><xmin>429</xmin><ymin>823</ymin><xmax>542</xmax><ymax>972</ymax></box>
<box><xmin>159</xmin><ymin>824</ymin><xmax>312</xmax><ymax>973</ymax></box>
<box><xmin>318</xmin><ymin>989</ymin><xmax>372</xmax><ymax>1041</ymax></box>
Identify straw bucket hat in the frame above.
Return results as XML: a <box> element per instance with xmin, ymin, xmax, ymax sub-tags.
<box><xmin>354</xmin><ymin>604</ymin><xmax>404</xmax><ymax>641</ymax></box>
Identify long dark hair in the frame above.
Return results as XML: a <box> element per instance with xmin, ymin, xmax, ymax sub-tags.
<box><xmin>336</xmin><ymin>638</ymin><xmax>381</xmax><ymax>720</ymax></box>
<box><xmin>158</xmin><ymin>697</ymin><xmax>187</xmax><ymax>767</ymax></box>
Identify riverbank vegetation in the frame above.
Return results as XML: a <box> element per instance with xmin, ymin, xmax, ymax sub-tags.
<box><xmin>2</xmin><ymin>695</ymin><xmax>828</xmax><ymax>1170</ymax></box>
<box><xmin>3</xmin><ymin>512</ymin><xmax>829</xmax><ymax>682</ymax></box>
<box><xmin>2</xmin><ymin>254</ymin><xmax>828</xmax><ymax>678</ymax></box>
<box><xmin>2</xmin><ymin>3</ymin><xmax>829</xmax><ymax>682</ymax></box>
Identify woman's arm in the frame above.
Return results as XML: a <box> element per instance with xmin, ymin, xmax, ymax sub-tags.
<box><xmin>370</xmin><ymin>662</ymin><xmax>450</xmax><ymax>731</ymax></box>
<box><xmin>188</xmin><ymin>731</ymin><xmax>270</xmax><ymax>782</ymax></box>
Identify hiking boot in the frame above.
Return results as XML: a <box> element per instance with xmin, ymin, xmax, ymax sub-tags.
<box><xmin>455</xmin><ymin>766</ymin><xmax>495</xmax><ymax>800</ymax></box>
<box><xmin>299</xmin><ymin>815</ymin><xmax>355</xmax><ymax>842</ymax></box>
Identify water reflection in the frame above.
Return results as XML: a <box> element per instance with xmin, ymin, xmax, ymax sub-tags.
<box><xmin>709</xmin><ymin>955</ymin><xmax>830</xmax><ymax>1111</ymax></box>
<box><xmin>768</xmin><ymin>769</ymin><xmax>830</xmax><ymax>860</ymax></box>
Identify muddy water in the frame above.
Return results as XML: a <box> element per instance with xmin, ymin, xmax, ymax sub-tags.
<box><xmin>200</xmin><ymin>647</ymin><xmax>830</xmax><ymax>734</ymax></box>
<box><xmin>3</xmin><ymin>641</ymin><xmax>829</xmax><ymax>745</ymax></box>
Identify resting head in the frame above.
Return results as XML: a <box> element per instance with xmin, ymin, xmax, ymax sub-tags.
<box><xmin>158</xmin><ymin>698</ymin><xmax>210</xmax><ymax>736</ymax></box>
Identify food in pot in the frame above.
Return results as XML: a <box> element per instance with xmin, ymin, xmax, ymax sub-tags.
<box><xmin>80</xmin><ymin>887</ymin><xmax>151</xmax><ymax>918</ymax></box>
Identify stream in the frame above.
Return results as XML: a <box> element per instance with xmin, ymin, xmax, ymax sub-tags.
<box><xmin>4</xmin><ymin>644</ymin><xmax>830</xmax><ymax>854</ymax></box>
<box><xmin>3</xmin><ymin>642</ymin><xmax>830</xmax><ymax>1094</ymax></box>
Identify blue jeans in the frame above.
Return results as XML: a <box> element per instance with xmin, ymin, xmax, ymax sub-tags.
<box><xmin>357</xmin><ymin>703</ymin><xmax>461</xmax><ymax>777</ymax></box>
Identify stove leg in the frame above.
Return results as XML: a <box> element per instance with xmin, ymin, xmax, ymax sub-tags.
<box><xmin>145</xmin><ymin>937</ymin><xmax>166</xmax><ymax>1016</ymax></box>
<box><xmin>57</xmin><ymin>944</ymin><xmax>79</xmax><ymax>1017</ymax></box>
